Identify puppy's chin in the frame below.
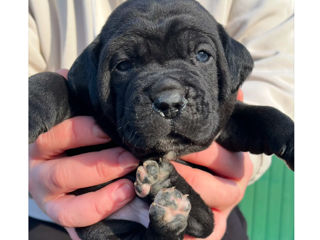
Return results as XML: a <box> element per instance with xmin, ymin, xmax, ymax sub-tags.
<box><xmin>123</xmin><ymin>118</ymin><xmax>215</xmax><ymax>160</ymax></box>
<box><xmin>125</xmin><ymin>136</ymin><xmax>206</xmax><ymax>160</ymax></box>
<box><xmin>117</xmin><ymin>96</ymin><xmax>219</xmax><ymax>159</ymax></box>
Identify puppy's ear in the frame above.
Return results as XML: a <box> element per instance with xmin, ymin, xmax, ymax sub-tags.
<box><xmin>68</xmin><ymin>35</ymin><xmax>120</xmax><ymax>142</ymax></box>
<box><xmin>216</xmin><ymin>24</ymin><xmax>254</xmax><ymax>96</ymax></box>
<box><xmin>67</xmin><ymin>35</ymin><xmax>102</xmax><ymax>113</ymax></box>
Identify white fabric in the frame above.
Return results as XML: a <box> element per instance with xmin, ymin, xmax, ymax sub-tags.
<box><xmin>29</xmin><ymin>0</ymin><xmax>294</xmax><ymax>223</ymax></box>
<box><xmin>108</xmin><ymin>197</ymin><xmax>150</xmax><ymax>227</ymax></box>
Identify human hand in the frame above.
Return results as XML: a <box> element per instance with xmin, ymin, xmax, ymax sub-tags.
<box><xmin>172</xmin><ymin>142</ymin><xmax>253</xmax><ymax>240</ymax></box>
<box><xmin>29</xmin><ymin>71</ymin><xmax>139</xmax><ymax>240</ymax></box>
<box><xmin>29</xmin><ymin>116</ymin><xmax>139</xmax><ymax>238</ymax></box>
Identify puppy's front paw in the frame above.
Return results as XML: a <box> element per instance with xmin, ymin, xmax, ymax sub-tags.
<box><xmin>279</xmin><ymin>136</ymin><xmax>294</xmax><ymax>171</ymax></box>
<box><xmin>150</xmin><ymin>187</ymin><xmax>191</xmax><ymax>235</ymax></box>
<box><xmin>134</xmin><ymin>160</ymin><xmax>173</xmax><ymax>198</ymax></box>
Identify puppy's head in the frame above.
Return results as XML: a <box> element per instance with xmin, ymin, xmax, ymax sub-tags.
<box><xmin>68</xmin><ymin>0</ymin><xmax>253</xmax><ymax>159</ymax></box>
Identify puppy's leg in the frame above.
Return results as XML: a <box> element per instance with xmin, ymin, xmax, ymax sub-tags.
<box><xmin>217</xmin><ymin>102</ymin><xmax>294</xmax><ymax>170</ymax></box>
<box><xmin>29</xmin><ymin>72</ymin><xmax>76</xmax><ymax>143</ymax></box>
<box><xmin>145</xmin><ymin>187</ymin><xmax>191</xmax><ymax>240</ymax></box>
<box><xmin>135</xmin><ymin>160</ymin><xmax>214</xmax><ymax>239</ymax></box>
<box><xmin>76</xmin><ymin>195</ymin><xmax>190</xmax><ymax>240</ymax></box>
<box><xmin>76</xmin><ymin>219</ymin><xmax>147</xmax><ymax>240</ymax></box>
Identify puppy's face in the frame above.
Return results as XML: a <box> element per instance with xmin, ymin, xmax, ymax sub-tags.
<box><xmin>68</xmin><ymin>0</ymin><xmax>253</xmax><ymax>159</ymax></box>
<box><xmin>110</xmin><ymin>30</ymin><xmax>218</xmax><ymax>157</ymax></box>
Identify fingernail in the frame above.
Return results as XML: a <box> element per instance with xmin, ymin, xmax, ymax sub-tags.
<box><xmin>118</xmin><ymin>151</ymin><xmax>139</xmax><ymax>169</ymax></box>
<box><xmin>112</xmin><ymin>182</ymin><xmax>134</xmax><ymax>203</ymax></box>
<box><xmin>92</xmin><ymin>124</ymin><xmax>110</xmax><ymax>140</ymax></box>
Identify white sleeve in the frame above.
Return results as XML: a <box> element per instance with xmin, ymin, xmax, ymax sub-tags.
<box><xmin>227</xmin><ymin>0</ymin><xmax>294</xmax><ymax>184</ymax></box>
<box><xmin>28</xmin><ymin>12</ymin><xmax>47</xmax><ymax>76</ymax></box>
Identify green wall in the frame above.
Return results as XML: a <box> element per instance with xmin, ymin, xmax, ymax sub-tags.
<box><xmin>239</xmin><ymin>156</ymin><xmax>294</xmax><ymax>240</ymax></box>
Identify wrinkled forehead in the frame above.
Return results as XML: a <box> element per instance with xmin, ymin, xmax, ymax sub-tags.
<box><xmin>106</xmin><ymin>22</ymin><xmax>216</xmax><ymax>60</ymax></box>
<box><xmin>100</xmin><ymin>0</ymin><xmax>219</xmax><ymax>46</ymax></box>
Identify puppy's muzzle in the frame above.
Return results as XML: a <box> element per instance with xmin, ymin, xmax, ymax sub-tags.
<box><xmin>151</xmin><ymin>78</ymin><xmax>187</xmax><ymax>119</ymax></box>
<box><xmin>152</xmin><ymin>89</ymin><xmax>187</xmax><ymax>118</ymax></box>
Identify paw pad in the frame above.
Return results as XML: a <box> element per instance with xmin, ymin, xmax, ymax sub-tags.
<box><xmin>134</xmin><ymin>160</ymin><xmax>172</xmax><ymax>198</ymax></box>
<box><xmin>134</xmin><ymin>160</ymin><xmax>160</xmax><ymax>197</ymax></box>
<box><xmin>150</xmin><ymin>187</ymin><xmax>191</xmax><ymax>234</ymax></box>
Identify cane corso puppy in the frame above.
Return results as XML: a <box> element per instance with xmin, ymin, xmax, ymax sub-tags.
<box><xmin>29</xmin><ymin>0</ymin><xmax>294</xmax><ymax>239</ymax></box>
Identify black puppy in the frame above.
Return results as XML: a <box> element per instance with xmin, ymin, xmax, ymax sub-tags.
<box><xmin>29</xmin><ymin>0</ymin><xmax>294</xmax><ymax>239</ymax></box>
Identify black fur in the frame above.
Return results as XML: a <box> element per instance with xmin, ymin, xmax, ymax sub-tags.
<box><xmin>29</xmin><ymin>0</ymin><xmax>294</xmax><ymax>239</ymax></box>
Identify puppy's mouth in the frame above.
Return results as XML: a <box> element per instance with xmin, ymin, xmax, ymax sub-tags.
<box><xmin>120</xmin><ymin>103</ymin><xmax>216</xmax><ymax>155</ymax></box>
<box><xmin>156</xmin><ymin>132</ymin><xmax>194</xmax><ymax>149</ymax></box>
<box><xmin>124</xmin><ymin>130</ymin><xmax>195</xmax><ymax>159</ymax></box>
<box><xmin>115</xmin><ymin>71</ymin><xmax>217</xmax><ymax>159</ymax></box>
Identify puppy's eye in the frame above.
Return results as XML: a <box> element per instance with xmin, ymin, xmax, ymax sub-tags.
<box><xmin>116</xmin><ymin>60</ymin><xmax>133</xmax><ymax>71</ymax></box>
<box><xmin>196</xmin><ymin>50</ymin><xmax>211</xmax><ymax>63</ymax></box>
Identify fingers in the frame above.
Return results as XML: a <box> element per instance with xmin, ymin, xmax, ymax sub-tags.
<box><xmin>30</xmin><ymin>147</ymin><xmax>139</xmax><ymax>194</ymax></box>
<box><xmin>28</xmin><ymin>115</ymin><xmax>140</xmax><ymax>229</ymax></box>
<box><xmin>45</xmin><ymin>179</ymin><xmax>135</xmax><ymax>227</ymax></box>
<box><xmin>172</xmin><ymin>153</ymin><xmax>252</xmax><ymax>211</ymax></box>
<box><xmin>172</xmin><ymin>162</ymin><xmax>238</xmax><ymax>210</ymax></box>
<box><xmin>181</xmin><ymin>142</ymin><xmax>245</xmax><ymax>180</ymax></box>
<box><xmin>178</xmin><ymin>151</ymin><xmax>252</xmax><ymax>240</ymax></box>
<box><xmin>30</xmin><ymin>116</ymin><xmax>110</xmax><ymax>160</ymax></box>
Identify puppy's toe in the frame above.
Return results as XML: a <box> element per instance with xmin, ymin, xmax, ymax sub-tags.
<box><xmin>134</xmin><ymin>160</ymin><xmax>159</xmax><ymax>197</ymax></box>
<box><xmin>150</xmin><ymin>187</ymin><xmax>191</xmax><ymax>235</ymax></box>
<box><xmin>134</xmin><ymin>160</ymin><xmax>173</xmax><ymax>198</ymax></box>
<box><xmin>137</xmin><ymin>160</ymin><xmax>160</xmax><ymax>184</ymax></box>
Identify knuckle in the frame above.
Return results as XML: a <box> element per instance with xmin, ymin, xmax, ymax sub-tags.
<box><xmin>95</xmin><ymin>155</ymin><xmax>110</xmax><ymax>180</ymax></box>
<box><xmin>55</xmin><ymin>208</ymin><xmax>72</xmax><ymax>227</ymax></box>
<box><xmin>94</xmin><ymin>198</ymin><xmax>110</xmax><ymax>218</ymax></box>
<box><xmin>64</xmin><ymin>118</ymin><xmax>80</xmax><ymax>145</ymax></box>
<box><xmin>34</xmin><ymin>132</ymin><xmax>49</xmax><ymax>150</ymax></box>
<box><xmin>47</xmin><ymin>164</ymin><xmax>66</xmax><ymax>192</ymax></box>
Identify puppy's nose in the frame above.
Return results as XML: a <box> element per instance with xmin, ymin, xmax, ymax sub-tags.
<box><xmin>152</xmin><ymin>90</ymin><xmax>187</xmax><ymax>118</ymax></box>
